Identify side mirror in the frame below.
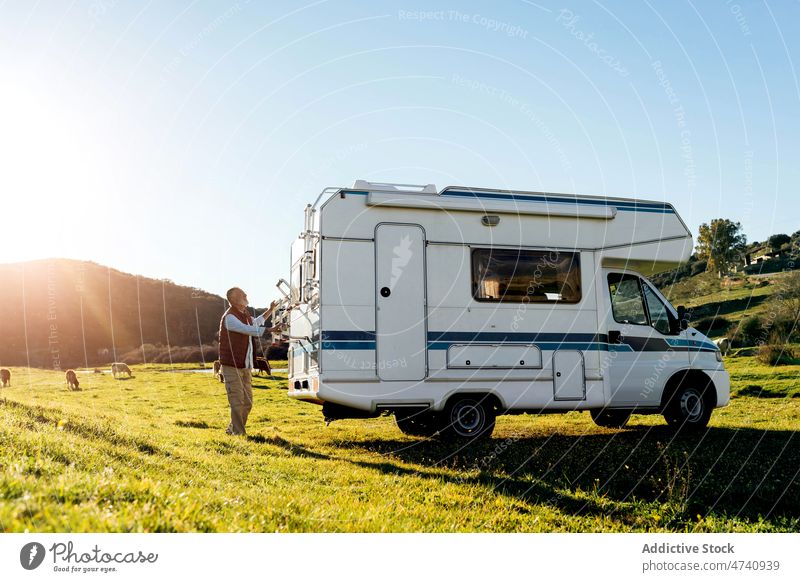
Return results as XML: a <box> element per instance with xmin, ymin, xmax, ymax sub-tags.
<box><xmin>677</xmin><ymin>305</ymin><xmax>689</xmax><ymax>330</ymax></box>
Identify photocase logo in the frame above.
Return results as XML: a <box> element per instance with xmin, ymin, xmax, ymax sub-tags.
<box><xmin>20</xmin><ymin>542</ymin><xmax>46</xmax><ymax>570</ymax></box>
<box><xmin>390</xmin><ymin>235</ymin><xmax>413</xmax><ymax>287</ymax></box>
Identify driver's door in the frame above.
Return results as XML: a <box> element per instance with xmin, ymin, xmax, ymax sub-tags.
<box><xmin>604</xmin><ymin>272</ymin><xmax>688</xmax><ymax>406</ymax></box>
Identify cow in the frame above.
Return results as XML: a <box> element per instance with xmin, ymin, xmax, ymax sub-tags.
<box><xmin>212</xmin><ymin>359</ymin><xmax>224</xmax><ymax>383</ymax></box>
<box><xmin>65</xmin><ymin>369</ymin><xmax>80</xmax><ymax>391</ymax></box>
<box><xmin>93</xmin><ymin>368</ymin><xmax>103</xmax><ymax>374</ymax></box>
<box><xmin>254</xmin><ymin>357</ymin><xmax>271</xmax><ymax>377</ymax></box>
<box><xmin>0</xmin><ymin>368</ymin><xmax>10</xmax><ymax>387</ymax></box>
<box><xmin>714</xmin><ymin>337</ymin><xmax>732</xmax><ymax>356</ymax></box>
<box><xmin>111</xmin><ymin>362</ymin><xmax>133</xmax><ymax>378</ymax></box>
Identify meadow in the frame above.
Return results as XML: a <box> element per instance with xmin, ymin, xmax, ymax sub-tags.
<box><xmin>0</xmin><ymin>359</ymin><xmax>798</xmax><ymax>532</ymax></box>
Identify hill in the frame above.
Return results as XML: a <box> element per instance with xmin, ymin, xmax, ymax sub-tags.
<box><xmin>0</xmin><ymin>259</ymin><xmax>266</xmax><ymax>369</ymax></box>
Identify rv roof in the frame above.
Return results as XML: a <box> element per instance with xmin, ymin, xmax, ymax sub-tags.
<box><xmin>350</xmin><ymin>179</ymin><xmax>671</xmax><ymax>208</ymax></box>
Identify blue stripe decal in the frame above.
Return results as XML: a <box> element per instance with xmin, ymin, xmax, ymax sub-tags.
<box><xmin>321</xmin><ymin>340</ymin><xmax>633</xmax><ymax>352</ymax></box>
<box><xmin>322</xmin><ymin>330</ymin><xmax>376</xmax><ymax>341</ymax></box>
<box><xmin>443</xmin><ymin>190</ymin><xmax>674</xmax><ymax>213</ymax></box>
<box><xmin>321</xmin><ymin>341</ymin><xmax>376</xmax><ymax>350</ymax></box>
<box><xmin>428</xmin><ymin>331</ymin><xmax>606</xmax><ymax>343</ymax></box>
<box><xmin>666</xmin><ymin>338</ymin><xmax>718</xmax><ymax>351</ymax></box>
<box><xmin>427</xmin><ymin>341</ymin><xmax>627</xmax><ymax>352</ymax></box>
<box><xmin>318</xmin><ymin>331</ymin><xmax>714</xmax><ymax>353</ymax></box>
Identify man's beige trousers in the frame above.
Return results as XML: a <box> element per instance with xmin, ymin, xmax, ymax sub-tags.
<box><xmin>221</xmin><ymin>365</ymin><xmax>253</xmax><ymax>435</ymax></box>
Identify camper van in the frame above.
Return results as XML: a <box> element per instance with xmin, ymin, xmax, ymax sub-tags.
<box><xmin>275</xmin><ymin>180</ymin><xmax>729</xmax><ymax>440</ymax></box>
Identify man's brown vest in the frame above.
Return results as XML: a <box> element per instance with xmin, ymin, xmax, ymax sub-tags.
<box><xmin>218</xmin><ymin>307</ymin><xmax>254</xmax><ymax>368</ymax></box>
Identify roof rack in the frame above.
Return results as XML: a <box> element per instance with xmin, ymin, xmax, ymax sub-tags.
<box><xmin>352</xmin><ymin>179</ymin><xmax>437</xmax><ymax>194</ymax></box>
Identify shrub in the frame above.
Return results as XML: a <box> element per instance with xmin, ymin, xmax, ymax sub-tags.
<box><xmin>692</xmin><ymin>316</ymin><xmax>730</xmax><ymax>336</ymax></box>
<box><xmin>267</xmin><ymin>342</ymin><xmax>289</xmax><ymax>360</ymax></box>
<box><xmin>756</xmin><ymin>343</ymin><xmax>796</xmax><ymax>365</ymax></box>
<box><xmin>731</xmin><ymin>316</ymin><xmax>765</xmax><ymax>347</ymax></box>
<box><xmin>690</xmin><ymin>260</ymin><xmax>707</xmax><ymax>276</ymax></box>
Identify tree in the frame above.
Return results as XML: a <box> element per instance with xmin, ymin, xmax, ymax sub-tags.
<box><xmin>696</xmin><ymin>219</ymin><xmax>747</xmax><ymax>277</ymax></box>
<box><xmin>768</xmin><ymin>233</ymin><xmax>791</xmax><ymax>253</ymax></box>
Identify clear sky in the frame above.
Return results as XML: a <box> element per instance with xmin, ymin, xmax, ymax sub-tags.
<box><xmin>1</xmin><ymin>0</ymin><xmax>798</xmax><ymax>302</ymax></box>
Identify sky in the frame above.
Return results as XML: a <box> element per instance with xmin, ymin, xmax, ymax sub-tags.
<box><xmin>1</xmin><ymin>0</ymin><xmax>798</xmax><ymax>302</ymax></box>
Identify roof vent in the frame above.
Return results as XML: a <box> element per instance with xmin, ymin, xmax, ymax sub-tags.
<box><xmin>352</xmin><ymin>179</ymin><xmax>437</xmax><ymax>194</ymax></box>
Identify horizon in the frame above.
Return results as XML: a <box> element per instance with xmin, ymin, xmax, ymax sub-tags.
<box><xmin>2</xmin><ymin>1</ymin><xmax>798</xmax><ymax>300</ymax></box>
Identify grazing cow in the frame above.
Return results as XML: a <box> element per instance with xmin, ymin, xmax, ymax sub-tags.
<box><xmin>714</xmin><ymin>337</ymin><xmax>732</xmax><ymax>356</ymax></box>
<box><xmin>65</xmin><ymin>369</ymin><xmax>80</xmax><ymax>391</ymax></box>
<box><xmin>212</xmin><ymin>359</ymin><xmax>224</xmax><ymax>383</ymax></box>
<box><xmin>111</xmin><ymin>362</ymin><xmax>132</xmax><ymax>378</ymax></box>
<box><xmin>0</xmin><ymin>368</ymin><xmax>10</xmax><ymax>387</ymax></box>
<box><xmin>253</xmin><ymin>357</ymin><xmax>271</xmax><ymax>377</ymax></box>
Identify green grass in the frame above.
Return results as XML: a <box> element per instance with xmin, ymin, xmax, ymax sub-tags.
<box><xmin>1</xmin><ymin>361</ymin><xmax>799</xmax><ymax>532</ymax></box>
<box><xmin>726</xmin><ymin>356</ymin><xmax>800</xmax><ymax>398</ymax></box>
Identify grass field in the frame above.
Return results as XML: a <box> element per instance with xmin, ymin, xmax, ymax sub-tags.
<box><xmin>1</xmin><ymin>359</ymin><xmax>798</xmax><ymax>532</ymax></box>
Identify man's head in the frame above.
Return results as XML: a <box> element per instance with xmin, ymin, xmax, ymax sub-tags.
<box><xmin>226</xmin><ymin>287</ymin><xmax>248</xmax><ymax>311</ymax></box>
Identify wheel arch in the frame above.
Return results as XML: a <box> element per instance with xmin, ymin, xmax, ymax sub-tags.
<box><xmin>442</xmin><ymin>391</ymin><xmax>504</xmax><ymax>413</ymax></box>
<box><xmin>659</xmin><ymin>369</ymin><xmax>717</xmax><ymax>411</ymax></box>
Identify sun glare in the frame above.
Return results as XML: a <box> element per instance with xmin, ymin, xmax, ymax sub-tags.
<box><xmin>0</xmin><ymin>81</ymin><xmax>110</xmax><ymax>262</ymax></box>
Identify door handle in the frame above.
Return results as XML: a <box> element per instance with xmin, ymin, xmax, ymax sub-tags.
<box><xmin>380</xmin><ymin>287</ymin><xmax>391</xmax><ymax>298</ymax></box>
<box><xmin>608</xmin><ymin>330</ymin><xmax>623</xmax><ymax>344</ymax></box>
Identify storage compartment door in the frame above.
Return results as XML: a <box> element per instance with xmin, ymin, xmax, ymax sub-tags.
<box><xmin>553</xmin><ymin>350</ymin><xmax>586</xmax><ymax>400</ymax></box>
<box><xmin>375</xmin><ymin>224</ymin><xmax>427</xmax><ymax>381</ymax></box>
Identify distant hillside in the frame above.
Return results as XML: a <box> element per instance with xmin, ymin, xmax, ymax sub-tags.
<box><xmin>0</xmin><ymin>259</ymin><xmax>262</xmax><ymax>369</ymax></box>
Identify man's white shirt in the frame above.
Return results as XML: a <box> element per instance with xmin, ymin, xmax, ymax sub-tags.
<box><xmin>223</xmin><ymin>313</ymin><xmax>266</xmax><ymax>369</ymax></box>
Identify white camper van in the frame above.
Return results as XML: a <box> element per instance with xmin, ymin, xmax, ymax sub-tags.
<box><xmin>275</xmin><ymin>180</ymin><xmax>729</xmax><ymax>440</ymax></box>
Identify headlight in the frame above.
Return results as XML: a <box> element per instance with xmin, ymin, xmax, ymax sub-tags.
<box><xmin>715</xmin><ymin>350</ymin><xmax>723</xmax><ymax>362</ymax></box>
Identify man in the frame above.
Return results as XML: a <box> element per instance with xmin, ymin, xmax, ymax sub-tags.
<box><xmin>218</xmin><ymin>287</ymin><xmax>283</xmax><ymax>436</ymax></box>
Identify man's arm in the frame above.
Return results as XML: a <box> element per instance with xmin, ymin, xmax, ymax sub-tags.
<box><xmin>224</xmin><ymin>314</ymin><xmax>265</xmax><ymax>337</ymax></box>
<box><xmin>259</xmin><ymin>300</ymin><xmax>279</xmax><ymax>321</ymax></box>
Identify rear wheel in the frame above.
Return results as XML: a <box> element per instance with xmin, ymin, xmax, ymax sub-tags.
<box><xmin>590</xmin><ymin>409</ymin><xmax>632</xmax><ymax>429</ymax></box>
<box><xmin>395</xmin><ymin>409</ymin><xmax>440</xmax><ymax>437</ymax></box>
<box><xmin>440</xmin><ymin>396</ymin><xmax>496</xmax><ymax>440</ymax></box>
<box><xmin>663</xmin><ymin>385</ymin><xmax>712</xmax><ymax>431</ymax></box>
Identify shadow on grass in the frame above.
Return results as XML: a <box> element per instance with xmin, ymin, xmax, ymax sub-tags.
<box><xmin>267</xmin><ymin>425</ymin><xmax>800</xmax><ymax>529</ymax></box>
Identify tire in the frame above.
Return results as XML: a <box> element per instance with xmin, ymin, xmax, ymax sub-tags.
<box><xmin>395</xmin><ymin>409</ymin><xmax>440</xmax><ymax>437</ymax></box>
<box><xmin>663</xmin><ymin>385</ymin><xmax>712</xmax><ymax>431</ymax></box>
<box><xmin>591</xmin><ymin>409</ymin><xmax>632</xmax><ymax>429</ymax></box>
<box><xmin>440</xmin><ymin>396</ymin><xmax>496</xmax><ymax>440</ymax></box>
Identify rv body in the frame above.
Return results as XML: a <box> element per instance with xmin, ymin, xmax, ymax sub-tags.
<box><xmin>281</xmin><ymin>181</ymin><xmax>729</xmax><ymax>438</ymax></box>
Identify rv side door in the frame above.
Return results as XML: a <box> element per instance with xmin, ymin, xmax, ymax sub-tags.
<box><xmin>374</xmin><ymin>223</ymin><xmax>428</xmax><ymax>381</ymax></box>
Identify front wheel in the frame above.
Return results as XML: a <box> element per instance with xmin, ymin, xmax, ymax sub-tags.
<box><xmin>440</xmin><ymin>396</ymin><xmax>496</xmax><ymax>440</ymax></box>
<box><xmin>663</xmin><ymin>385</ymin><xmax>712</xmax><ymax>431</ymax></box>
<box><xmin>591</xmin><ymin>409</ymin><xmax>632</xmax><ymax>429</ymax></box>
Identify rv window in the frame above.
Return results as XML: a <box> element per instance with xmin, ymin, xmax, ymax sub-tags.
<box><xmin>607</xmin><ymin>274</ymin><xmax>647</xmax><ymax>325</ymax></box>
<box><xmin>642</xmin><ymin>284</ymin><xmax>672</xmax><ymax>335</ymax></box>
<box><xmin>471</xmin><ymin>249</ymin><xmax>581</xmax><ymax>303</ymax></box>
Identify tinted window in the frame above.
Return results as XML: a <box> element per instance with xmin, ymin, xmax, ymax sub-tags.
<box><xmin>643</xmin><ymin>284</ymin><xmax>672</xmax><ymax>334</ymax></box>
<box><xmin>608</xmin><ymin>274</ymin><xmax>647</xmax><ymax>325</ymax></box>
<box><xmin>472</xmin><ymin>249</ymin><xmax>581</xmax><ymax>303</ymax></box>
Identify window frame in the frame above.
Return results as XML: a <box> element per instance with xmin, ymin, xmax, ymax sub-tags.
<box><xmin>470</xmin><ymin>247</ymin><xmax>582</xmax><ymax>304</ymax></box>
<box><xmin>607</xmin><ymin>273</ymin><xmax>680</xmax><ymax>335</ymax></box>
<box><xmin>607</xmin><ymin>273</ymin><xmax>649</xmax><ymax>327</ymax></box>
<box><xmin>641</xmin><ymin>280</ymin><xmax>680</xmax><ymax>335</ymax></box>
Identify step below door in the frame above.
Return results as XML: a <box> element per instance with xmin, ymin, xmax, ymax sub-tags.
<box><xmin>375</xmin><ymin>223</ymin><xmax>427</xmax><ymax>381</ymax></box>
<box><xmin>553</xmin><ymin>350</ymin><xmax>586</xmax><ymax>400</ymax></box>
